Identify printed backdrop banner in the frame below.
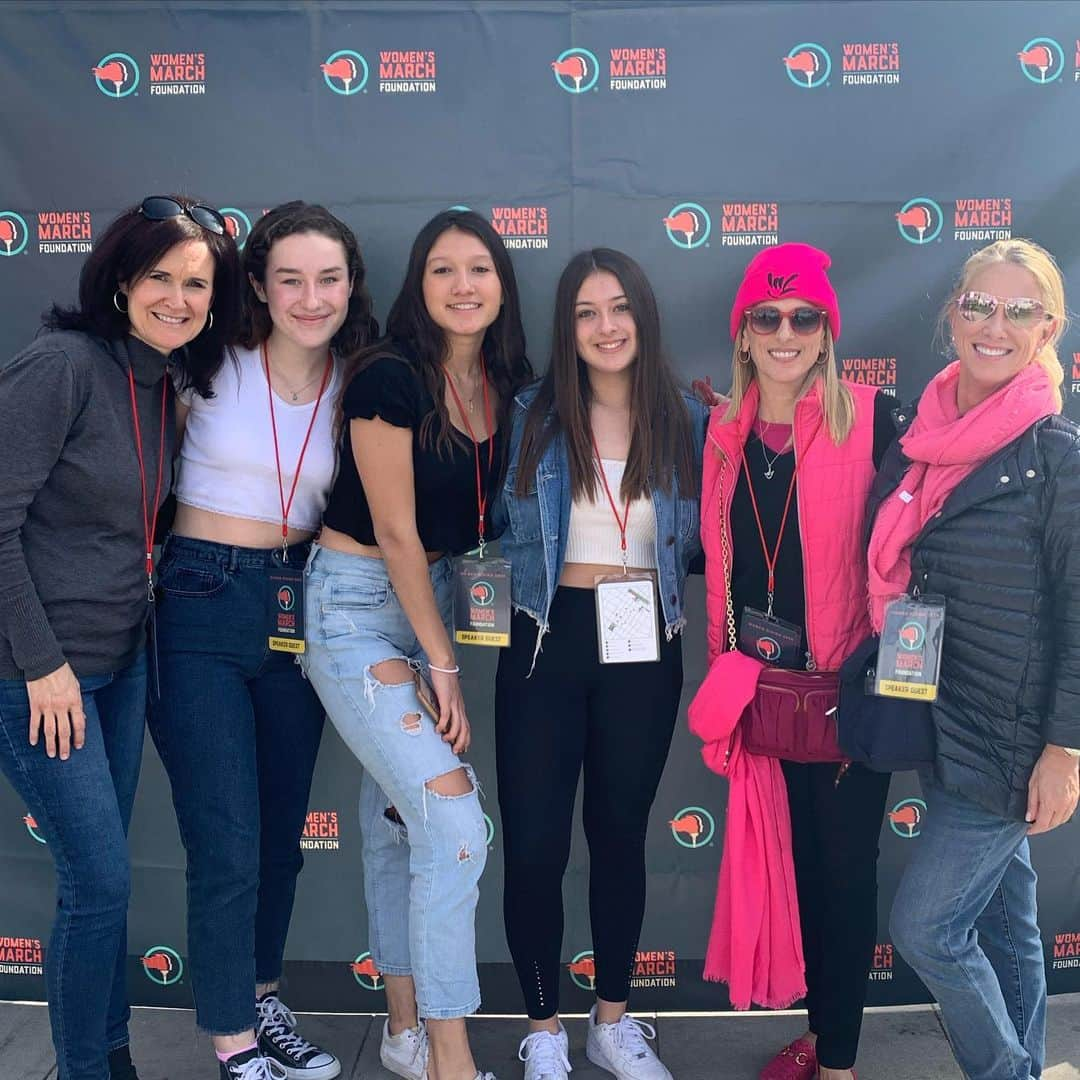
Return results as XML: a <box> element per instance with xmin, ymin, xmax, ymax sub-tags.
<box><xmin>1</xmin><ymin>0</ymin><xmax>1079</xmax><ymax>1013</ymax></box>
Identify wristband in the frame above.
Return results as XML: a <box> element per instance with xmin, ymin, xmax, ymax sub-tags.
<box><xmin>428</xmin><ymin>663</ymin><xmax>460</xmax><ymax>675</ymax></box>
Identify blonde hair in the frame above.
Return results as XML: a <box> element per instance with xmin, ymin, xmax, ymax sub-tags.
<box><xmin>723</xmin><ymin>322</ymin><xmax>855</xmax><ymax>444</ymax></box>
<box><xmin>939</xmin><ymin>238</ymin><xmax>1069</xmax><ymax>412</ymax></box>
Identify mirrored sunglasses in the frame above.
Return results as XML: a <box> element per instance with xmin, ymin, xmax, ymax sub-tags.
<box><xmin>956</xmin><ymin>291</ymin><xmax>1051</xmax><ymax>328</ymax></box>
<box><xmin>140</xmin><ymin>196</ymin><xmax>226</xmax><ymax>236</ymax></box>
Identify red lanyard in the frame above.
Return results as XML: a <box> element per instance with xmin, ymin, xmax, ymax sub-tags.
<box><xmin>739</xmin><ymin>441</ymin><xmax>800</xmax><ymax>617</ymax></box>
<box><xmin>126</xmin><ymin>368</ymin><xmax>168</xmax><ymax>603</ymax></box>
<box><xmin>262</xmin><ymin>342</ymin><xmax>333</xmax><ymax>562</ymax></box>
<box><xmin>589</xmin><ymin>431</ymin><xmax>631</xmax><ymax>573</ymax></box>
<box><xmin>444</xmin><ymin>355</ymin><xmax>495</xmax><ymax>556</ymax></box>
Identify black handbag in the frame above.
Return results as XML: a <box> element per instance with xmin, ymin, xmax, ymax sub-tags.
<box><xmin>837</xmin><ymin>636</ymin><xmax>936</xmax><ymax>772</ymax></box>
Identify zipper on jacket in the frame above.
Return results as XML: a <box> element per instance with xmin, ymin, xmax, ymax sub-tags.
<box><xmin>791</xmin><ymin>428</ymin><xmax>817</xmax><ymax>672</ymax></box>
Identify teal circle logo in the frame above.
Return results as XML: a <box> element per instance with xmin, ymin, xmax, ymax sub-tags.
<box><xmin>896</xmin><ymin>198</ymin><xmax>943</xmax><ymax>245</ymax></box>
<box><xmin>219</xmin><ymin>207</ymin><xmax>252</xmax><ymax>250</ymax></box>
<box><xmin>277</xmin><ymin>585</ymin><xmax>296</xmax><ymax>612</ymax></box>
<box><xmin>568</xmin><ymin>949</ymin><xmax>596</xmax><ymax>990</ymax></box>
<box><xmin>93</xmin><ymin>53</ymin><xmax>140</xmax><ymax>97</ymax></box>
<box><xmin>898</xmin><ymin>620</ymin><xmax>926</xmax><ymax>652</ymax></box>
<box><xmin>551</xmin><ymin>48</ymin><xmax>599</xmax><ymax>93</ymax></box>
<box><xmin>351</xmin><ymin>951</ymin><xmax>383</xmax><ymax>989</ymax></box>
<box><xmin>0</xmin><ymin>211</ymin><xmax>29</xmax><ymax>256</ymax></box>
<box><xmin>23</xmin><ymin>812</ymin><xmax>45</xmax><ymax>844</ymax></box>
<box><xmin>1018</xmin><ymin>38</ymin><xmax>1064</xmax><ymax>84</ymax></box>
<box><xmin>783</xmin><ymin>43</ymin><xmax>831</xmax><ymax>89</ymax></box>
<box><xmin>141</xmin><ymin>945</ymin><xmax>183</xmax><ymax>985</ymax></box>
<box><xmin>888</xmin><ymin>798</ymin><xmax>927</xmax><ymax>839</ymax></box>
<box><xmin>663</xmin><ymin>203</ymin><xmax>711</xmax><ymax>250</ymax></box>
<box><xmin>483</xmin><ymin>813</ymin><xmax>495</xmax><ymax>846</ymax></box>
<box><xmin>322</xmin><ymin>50</ymin><xmax>369</xmax><ymax>95</ymax></box>
<box><xmin>669</xmin><ymin>806</ymin><xmax>715</xmax><ymax>848</ymax></box>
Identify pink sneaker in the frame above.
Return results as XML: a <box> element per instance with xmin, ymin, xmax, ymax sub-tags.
<box><xmin>759</xmin><ymin>1038</ymin><xmax>816</xmax><ymax>1080</ymax></box>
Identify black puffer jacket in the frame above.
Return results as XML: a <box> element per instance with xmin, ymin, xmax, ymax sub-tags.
<box><xmin>868</xmin><ymin>407</ymin><xmax>1080</xmax><ymax>821</ymax></box>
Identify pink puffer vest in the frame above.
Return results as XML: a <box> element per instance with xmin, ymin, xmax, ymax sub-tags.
<box><xmin>701</xmin><ymin>379</ymin><xmax>878</xmax><ymax>671</ymax></box>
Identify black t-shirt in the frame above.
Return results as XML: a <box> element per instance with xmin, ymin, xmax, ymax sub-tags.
<box><xmin>321</xmin><ymin>352</ymin><xmax>502</xmax><ymax>556</ymax></box>
<box><xmin>730</xmin><ymin>390</ymin><xmax>896</xmax><ymax>667</ymax></box>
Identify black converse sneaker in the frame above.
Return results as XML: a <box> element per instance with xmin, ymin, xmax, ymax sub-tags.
<box><xmin>256</xmin><ymin>992</ymin><xmax>341</xmax><ymax>1079</ymax></box>
<box><xmin>218</xmin><ymin>1047</ymin><xmax>288</xmax><ymax>1080</ymax></box>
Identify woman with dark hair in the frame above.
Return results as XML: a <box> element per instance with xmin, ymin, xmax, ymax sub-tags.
<box><xmin>302</xmin><ymin>209</ymin><xmax>532</xmax><ymax>1080</ymax></box>
<box><xmin>495</xmin><ymin>249</ymin><xmax>707</xmax><ymax>1080</ymax></box>
<box><xmin>0</xmin><ymin>195</ymin><xmax>240</xmax><ymax>1080</ymax></box>
<box><xmin>148</xmin><ymin>202</ymin><xmax>377</xmax><ymax>1080</ymax></box>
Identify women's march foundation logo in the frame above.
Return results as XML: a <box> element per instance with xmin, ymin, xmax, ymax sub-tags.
<box><xmin>551</xmin><ymin>48</ymin><xmax>599</xmax><ymax>93</ymax></box>
<box><xmin>895</xmin><ymin>198</ymin><xmax>943</xmax><ymax>245</ymax></box>
<box><xmin>669</xmin><ymin>807</ymin><xmax>715</xmax><ymax>848</ymax></box>
<box><xmin>219</xmin><ymin>207</ymin><xmax>252</xmax><ymax>250</ymax></box>
<box><xmin>351</xmin><ymin>951</ymin><xmax>383</xmax><ymax>990</ymax></box>
<box><xmin>567</xmin><ymin>950</ymin><xmax>596</xmax><ymax>990</ymax></box>
<box><xmin>888</xmin><ymin>798</ymin><xmax>927</xmax><ymax>838</ymax></box>
<box><xmin>1017</xmin><ymin>38</ymin><xmax>1064</xmax><ymax>83</ymax></box>
<box><xmin>0</xmin><ymin>211</ymin><xmax>29</xmax><ymax>256</ymax></box>
<box><xmin>141</xmin><ymin>945</ymin><xmax>184</xmax><ymax>985</ymax></box>
<box><xmin>662</xmin><ymin>203</ymin><xmax>711</xmax><ymax>250</ymax></box>
<box><xmin>783</xmin><ymin>43</ymin><xmax>831</xmax><ymax>88</ymax></box>
<box><xmin>321</xmin><ymin>50</ymin><xmax>369</xmax><ymax>95</ymax></box>
<box><xmin>92</xmin><ymin>52</ymin><xmax>140</xmax><ymax>97</ymax></box>
<box><xmin>23</xmin><ymin>812</ymin><xmax>45</xmax><ymax>845</ymax></box>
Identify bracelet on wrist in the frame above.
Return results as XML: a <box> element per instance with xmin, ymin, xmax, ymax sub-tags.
<box><xmin>428</xmin><ymin>662</ymin><xmax>460</xmax><ymax>675</ymax></box>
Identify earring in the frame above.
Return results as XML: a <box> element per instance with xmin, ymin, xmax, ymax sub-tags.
<box><xmin>204</xmin><ymin>311</ymin><xmax>214</xmax><ymax>332</ymax></box>
<box><xmin>113</xmin><ymin>290</ymin><xmax>128</xmax><ymax>314</ymax></box>
<box><xmin>737</xmin><ymin>348</ymin><xmax>751</xmax><ymax>365</ymax></box>
<box><xmin>815</xmin><ymin>351</ymin><xmax>827</xmax><ymax>366</ymax></box>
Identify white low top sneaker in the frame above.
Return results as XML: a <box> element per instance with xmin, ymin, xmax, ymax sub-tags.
<box><xmin>585</xmin><ymin>1006</ymin><xmax>672</xmax><ymax>1080</ymax></box>
<box><xmin>380</xmin><ymin>1019</ymin><xmax>430</xmax><ymax>1080</ymax></box>
<box><xmin>518</xmin><ymin>1025</ymin><xmax>572</xmax><ymax>1080</ymax></box>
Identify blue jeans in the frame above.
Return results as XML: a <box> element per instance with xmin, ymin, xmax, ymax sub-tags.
<box><xmin>890</xmin><ymin>777</ymin><xmax>1046</xmax><ymax>1080</ymax></box>
<box><xmin>0</xmin><ymin>652</ymin><xmax>147</xmax><ymax>1080</ymax></box>
<box><xmin>301</xmin><ymin>544</ymin><xmax>487</xmax><ymax>1019</ymax></box>
<box><xmin>147</xmin><ymin>536</ymin><xmax>326</xmax><ymax>1034</ymax></box>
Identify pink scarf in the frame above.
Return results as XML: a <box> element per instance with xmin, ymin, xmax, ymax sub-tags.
<box><xmin>688</xmin><ymin>650</ymin><xmax>807</xmax><ymax>1010</ymax></box>
<box><xmin>867</xmin><ymin>361</ymin><xmax>1057</xmax><ymax>631</ymax></box>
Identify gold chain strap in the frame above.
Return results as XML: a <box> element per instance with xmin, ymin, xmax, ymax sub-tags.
<box><xmin>718</xmin><ymin>454</ymin><xmax>738</xmax><ymax>653</ymax></box>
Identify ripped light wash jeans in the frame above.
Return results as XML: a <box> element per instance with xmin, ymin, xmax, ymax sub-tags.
<box><xmin>301</xmin><ymin>543</ymin><xmax>487</xmax><ymax>1019</ymax></box>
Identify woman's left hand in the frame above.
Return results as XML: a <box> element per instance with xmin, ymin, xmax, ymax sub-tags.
<box><xmin>1025</xmin><ymin>744</ymin><xmax>1080</xmax><ymax>835</ymax></box>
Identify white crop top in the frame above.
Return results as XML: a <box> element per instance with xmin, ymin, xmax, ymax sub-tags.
<box><xmin>565</xmin><ymin>459</ymin><xmax>656</xmax><ymax>568</ymax></box>
<box><xmin>175</xmin><ymin>347</ymin><xmax>341</xmax><ymax>532</ymax></box>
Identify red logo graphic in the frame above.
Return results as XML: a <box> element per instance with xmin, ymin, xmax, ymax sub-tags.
<box><xmin>1018</xmin><ymin>44</ymin><xmax>1054</xmax><ymax>78</ymax></box>
<box><xmin>756</xmin><ymin>636</ymin><xmax>780</xmax><ymax>661</ymax></box>
<box><xmin>840</xmin><ymin>42</ymin><xmax>900</xmax><ymax>86</ymax></box>
<box><xmin>662</xmin><ymin>208</ymin><xmax>700</xmax><ymax>246</ymax></box>
<box><xmin>301</xmin><ymin>810</ymin><xmax>340</xmax><ymax>850</ymax></box>
<box><xmin>0</xmin><ymin>219</ymin><xmax>17</xmax><ymax>252</ymax></box>
<box><xmin>323</xmin><ymin>56</ymin><xmax>357</xmax><ymax>83</ymax></box>
<box><xmin>567</xmin><ymin>951</ymin><xmax>596</xmax><ymax>989</ymax></box>
<box><xmin>141</xmin><ymin>945</ymin><xmax>184</xmax><ymax>985</ymax></box>
<box><xmin>841</xmin><ymin>357</ymin><xmax>896</xmax><ymax>393</ymax></box>
<box><xmin>490</xmin><ymin>206</ymin><xmax>549</xmax><ymax>250</ymax></box>
<box><xmin>149</xmin><ymin>52</ymin><xmax>206</xmax><ymax>95</ymax></box>
<box><xmin>869</xmin><ymin>942</ymin><xmax>894</xmax><ymax>980</ymax></box>
<box><xmin>888</xmin><ymin>798</ymin><xmax>926</xmax><ymax>838</ymax></box>
<box><xmin>378</xmin><ymin>49</ymin><xmax>436</xmax><ymax>93</ymax></box>
<box><xmin>721</xmin><ymin>202</ymin><xmax>779</xmax><ymax>247</ymax></box>
<box><xmin>896</xmin><ymin>204</ymin><xmax>932</xmax><ymax>237</ymax></box>
<box><xmin>608</xmin><ymin>47</ymin><xmax>667</xmax><ymax>91</ymax></box>
<box><xmin>36</xmin><ymin>211</ymin><xmax>93</xmax><ymax>255</ymax></box>
<box><xmin>552</xmin><ymin>54</ymin><xmax>588</xmax><ymax>87</ymax></box>
<box><xmin>277</xmin><ymin>585</ymin><xmax>295</xmax><ymax>612</ymax></box>
<box><xmin>351</xmin><ymin>952</ymin><xmax>383</xmax><ymax>989</ymax></box>
<box><xmin>953</xmin><ymin>197</ymin><xmax>1012</xmax><ymax>242</ymax></box>
<box><xmin>1052</xmin><ymin>930</ymin><xmax>1080</xmax><ymax>969</ymax></box>
<box><xmin>783</xmin><ymin>50</ymin><xmax>819</xmax><ymax>82</ymax></box>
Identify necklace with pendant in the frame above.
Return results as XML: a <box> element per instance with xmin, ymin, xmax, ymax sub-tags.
<box><xmin>758</xmin><ymin>421</ymin><xmax>792</xmax><ymax>480</ymax></box>
<box><xmin>272</xmin><ymin>367</ymin><xmax>324</xmax><ymax>403</ymax></box>
<box><xmin>448</xmin><ymin>370</ymin><xmax>480</xmax><ymax>413</ymax></box>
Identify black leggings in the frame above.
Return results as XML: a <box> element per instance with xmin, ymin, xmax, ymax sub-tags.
<box><xmin>781</xmin><ymin>760</ymin><xmax>892</xmax><ymax>1070</ymax></box>
<box><xmin>495</xmin><ymin>587</ymin><xmax>683</xmax><ymax>1019</ymax></box>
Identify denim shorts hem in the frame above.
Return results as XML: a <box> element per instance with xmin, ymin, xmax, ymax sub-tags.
<box><xmin>373</xmin><ymin>962</ymin><xmax>413</xmax><ymax>977</ymax></box>
<box><xmin>106</xmin><ymin>1035</ymin><xmax>130</xmax><ymax>1053</ymax></box>
<box><xmin>420</xmin><ymin>996</ymin><xmax>481</xmax><ymax>1020</ymax></box>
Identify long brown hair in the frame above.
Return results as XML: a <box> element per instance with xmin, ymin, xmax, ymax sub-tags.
<box><xmin>352</xmin><ymin>209</ymin><xmax>532</xmax><ymax>456</ymax></box>
<box><xmin>516</xmin><ymin>248</ymin><xmax>696</xmax><ymax>501</ymax></box>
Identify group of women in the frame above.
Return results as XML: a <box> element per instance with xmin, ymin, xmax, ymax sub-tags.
<box><xmin>0</xmin><ymin>192</ymin><xmax>1075</xmax><ymax>1080</ymax></box>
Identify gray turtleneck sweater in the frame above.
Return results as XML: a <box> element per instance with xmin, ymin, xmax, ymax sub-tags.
<box><xmin>0</xmin><ymin>330</ymin><xmax>175</xmax><ymax>680</ymax></box>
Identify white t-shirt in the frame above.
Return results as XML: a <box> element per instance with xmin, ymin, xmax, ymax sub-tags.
<box><xmin>175</xmin><ymin>346</ymin><xmax>340</xmax><ymax>532</ymax></box>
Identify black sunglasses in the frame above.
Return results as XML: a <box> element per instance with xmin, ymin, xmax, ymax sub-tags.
<box><xmin>140</xmin><ymin>196</ymin><xmax>226</xmax><ymax>236</ymax></box>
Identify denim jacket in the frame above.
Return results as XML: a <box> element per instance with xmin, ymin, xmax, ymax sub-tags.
<box><xmin>491</xmin><ymin>382</ymin><xmax>709</xmax><ymax>668</ymax></box>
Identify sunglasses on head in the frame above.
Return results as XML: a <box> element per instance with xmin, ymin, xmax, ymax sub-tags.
<box><xmin>746</xmin><ymin>306</ymin><xmax>827</xmax><ymax>336</ymax></box>
<box><xmin>955</xmin><ymin>291</ymin><xmax>1051</xmax><ymax>329</ymax></box>
<box><xmin>140</xmin><ymin>196</ymin><xmax>226</xmax><ymax>236</ymax></box>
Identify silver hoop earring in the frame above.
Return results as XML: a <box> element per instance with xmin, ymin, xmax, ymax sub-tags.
<box><xmin>205</xmin><ymin>311</ymin><xmax>214</xmax><ymax>332</ymax></box>
<box><xmin>113</xmin><ymin>290</ymin><xmax>128</xmax><ymax>314</ymax></box>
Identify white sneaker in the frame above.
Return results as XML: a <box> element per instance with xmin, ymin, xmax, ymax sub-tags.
<box><xmin>380</xmin><ymin>1019</ymin><xmax>430</xmax><ymax>1080</ymax></box>
<box><xmin>585</xmin><ymin>1007</ymin><xmax>672</xmax><ymax>1080</ymax></box>
<box><xmin>518</xmin><ymin>1026</ymin><xmax>572</xmax><ymax>1080</ymax></box>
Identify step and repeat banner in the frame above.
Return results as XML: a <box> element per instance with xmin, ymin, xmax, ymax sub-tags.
<box><xmin>1</xmin><ymin>0</ymin><xmax>1079</xmax><ymax>1014</ymax></box>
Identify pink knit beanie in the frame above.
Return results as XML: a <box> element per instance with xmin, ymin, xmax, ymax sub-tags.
<box><xmin>729</xmin><ymin>242</ymin><xmax>841</xmax><ymax>342</ymax></box>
